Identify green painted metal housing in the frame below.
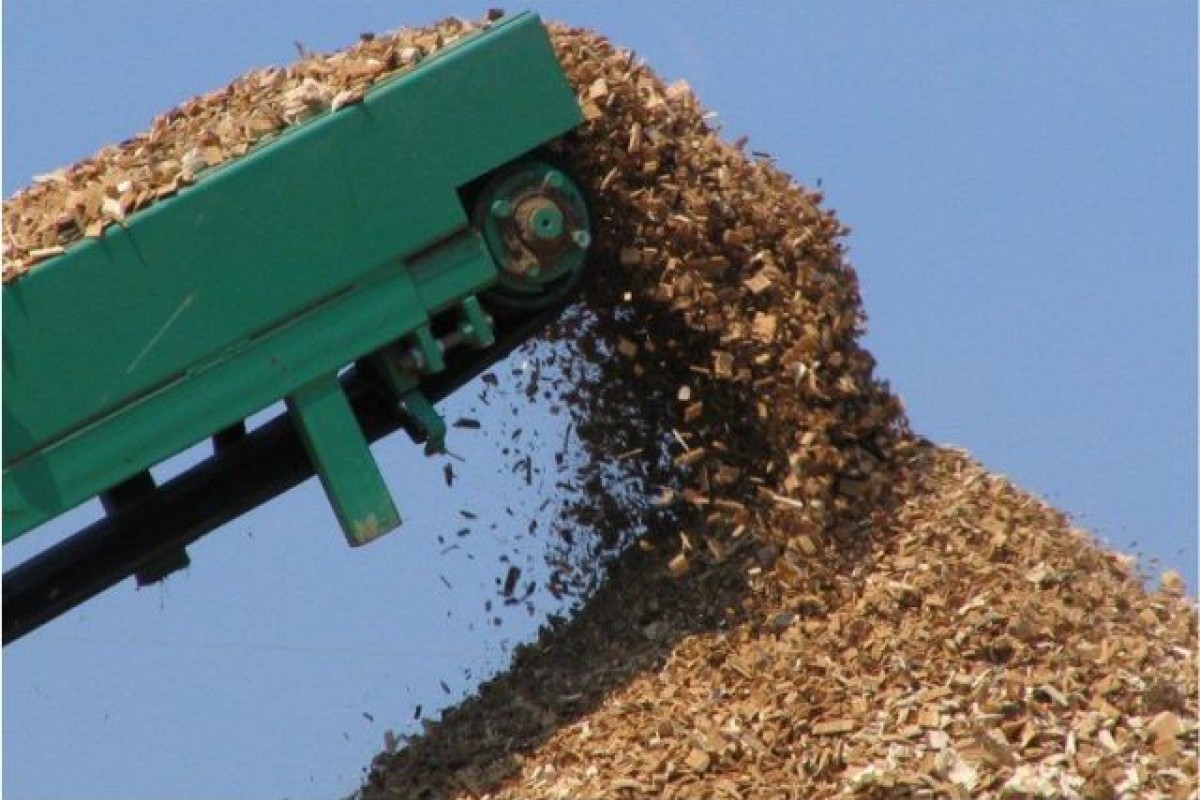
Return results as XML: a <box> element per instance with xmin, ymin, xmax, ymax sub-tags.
<box><xmin>3</xmin><ymin>12</ymin><xmax>583</xmax><ymax>545</ymax></box>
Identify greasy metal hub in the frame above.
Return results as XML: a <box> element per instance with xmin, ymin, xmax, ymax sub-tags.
<box><xmin>519</xmin><ymin>197</ymin><xmax>565</xmax><ymax>244</ymax></box>
<box><xmin>473</xmin><ymin>160</ymin><xmax>591</xmax><ymax>305</ymax></box>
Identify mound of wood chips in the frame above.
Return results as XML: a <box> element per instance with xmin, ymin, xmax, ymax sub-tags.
<box><xmin>361</xmin><ymin>19</ymin><xmax>1197</xmax><ymax>800</ymax></box>
<box><xmin>364</xmin><ymin>443</ymin><xmax>1196</xmax><ymax>800</ymax></box>
<box><xmin>3</xmin><ymin>12</ymin><xmax>1194</xmax><ymax>800</ymax></box>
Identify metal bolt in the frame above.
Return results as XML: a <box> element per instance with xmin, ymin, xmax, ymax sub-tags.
<box><xmin>528</xmin><ymin>205</ymin><xmax>564</xmax><ymax>240</ymax></box>
<box><xmin>571</xmin><ymin>229</ymin><xmax>592</xmax><ymax>249</ymax></box>
<box><xmin>490</xmin><ymin>198</ymin><xmax>512</xmax><ymax>219</ymax></box>
<box><xmin>542</xmin><ymin>170</ymin><xmax>564</xmax><ymax>191</ymax></box>
<box><xmin>403</xmin><ymin>346</ymin><xmax>426</xmax><ymax>373</ymax></box>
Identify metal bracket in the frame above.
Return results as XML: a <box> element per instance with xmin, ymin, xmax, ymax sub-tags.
<box><xmin>411</xmin><ymin>324</ymin><xmax>445</xmax><ymax>374</ymax></box>
<box><xmin>365</xmin><ymin>349</ymin><xmax>448</xmax><ymax>455</ymax></box>
<box><xmin>285</xmin><ymin>374</ymin><xmax>400</xmax><ymax>546</ymax></box>
<box><xmin>399</xmin><ymin>391</ymin><xmax>447</xmax><ymax>454</ymax></box>
<box><xmin>100</xmin><ymin>471</ymin><xmax>191</xmax><ymax>585</ymax></box>
<box><xmin>457</xmin><ymin>295</ymin><xmax>495</xmax><ymax>348</ymax></box>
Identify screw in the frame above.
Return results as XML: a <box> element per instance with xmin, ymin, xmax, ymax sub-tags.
<box><xmin>403</xmin><ymin>346</ymin><xmax>426</xmax><ymax>373</ymax></box>
<box><xmin>571</xmin><ymin>229</ymin><xmax>592</xmax><ymax>249</ymax></box>
<box><xmin>490</xmin><ymin>198</ymin><xmax>512</xmax><ymax>219</ymax></box>
<box><xmin>541</xmin><ymin>170</ymin><xmax>564</xmax><ymax>191</ymax></box>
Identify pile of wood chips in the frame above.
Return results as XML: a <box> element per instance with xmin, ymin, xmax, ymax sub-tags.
<box><xmin>365</xmin><ymin>443</ymin><xmax>1197</xmax><ymax>800</ymax></box>
<box><xmin>365</xmin><ymin>20</ymin><xmax>1198</xmax><ymax>800</ymax></box>
<box><xmin>3</xmin><ymin>13</ymin><xmax>1194</xmax><ymax>800</ymax></box>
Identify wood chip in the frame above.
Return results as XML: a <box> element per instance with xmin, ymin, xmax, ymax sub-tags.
<box><xmin>743</xmin><ymin>273</ymin><xmax>772</xmax><ymax>294</ymax></box>
<box><xmin>683</xmin><ymin>748</ymin><xmax>711</xmax><ymax>772</ymax></box>
<box><xmin>812</xmin><ymin>719</ymin><xmax>856</xmax><ymax>736</ymax></box>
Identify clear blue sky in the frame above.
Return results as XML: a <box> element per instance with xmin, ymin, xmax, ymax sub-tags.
<box><xmin>3</xmin><ymin>2</ymin><xmax>1195</xmax><ymax>799</ymax></box>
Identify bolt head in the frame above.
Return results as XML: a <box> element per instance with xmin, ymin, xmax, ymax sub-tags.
<box><xmin>571</xmin><ymin>229</ymin><xmax>592</xmax><ymax>249</ymax></box>
<box><xmin>542</xmin><ymin>170</ymin><xmax>565</xmax><ymax>190</ymax></box>
<box><xmin>490</xmin><ymin>198</ymin><xmax>513</xmax><ymax>219</ymax></box>
<box><xmin>528</xmin><ymin>205</ymin><xmax>564</xmax><ymax>240</ymax></box>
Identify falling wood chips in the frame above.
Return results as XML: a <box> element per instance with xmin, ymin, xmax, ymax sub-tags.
<box><xmin>4</xmin><ymin>14</ymin><xmax>1195</xmax><ymax>800</ymax></box>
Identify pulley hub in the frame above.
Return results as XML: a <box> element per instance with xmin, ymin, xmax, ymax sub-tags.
<box><xmin>473</xmin><ymin>160</ymin><xmax>591</xmax><ymax>306</ymax></box>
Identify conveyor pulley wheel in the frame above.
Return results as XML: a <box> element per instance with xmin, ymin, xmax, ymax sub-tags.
<box><xmin>473</xmin><ymin>159</ymin><xmax>591</xmax><ymax>314</ymax></box>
